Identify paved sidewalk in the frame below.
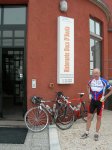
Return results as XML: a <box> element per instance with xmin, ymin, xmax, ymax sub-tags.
<box><xmin>58</xmin><ymin>110</ymin><xmax>112</xmax><ymax>150</ymax></box>
<box><xmin>0</xmin><ymin>110</ymin><xmax>112</xmax><ymax>150</ymax></box>
<box><xmin>0</xmin><ymin>127</ymin><xmax>50</xmax><ymax>150</ymax></box>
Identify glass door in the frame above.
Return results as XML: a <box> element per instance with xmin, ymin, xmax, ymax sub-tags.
<box><xmin>2</xmin><ymin>48</ymin><xmax>24</xmax><ymax>120</ymax></box>
<box><xmin>0</xmin><ymin>5</ymin><xmax>27</xmax><ymax>120</ymax></box>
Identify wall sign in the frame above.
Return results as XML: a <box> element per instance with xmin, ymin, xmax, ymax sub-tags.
<box><xmin>57</xmin><ymin>16</ymin><xmax>74</xmax><ymax>84</ymax></box>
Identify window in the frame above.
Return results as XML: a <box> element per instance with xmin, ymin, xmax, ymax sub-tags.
<box><xmin>89</xmin><ymin>18</ymin><xmax>102</xmax><ymax>75</ymax></box>
<box><xmin>3</xmin><ymin>31</ymin><xmax>13</xmax><ymax>38</ymax></box>
<box><xmin>14</xmin><ymin>30</ymin><xmax>25</xmax><ymax>38</ymax></box>
<box><xmin>1</xmin><ymin>29</ymin><xmax>25</xmax><ymax>47</ymax></box>
<box><xmin>90</xmin><ymin>18</ymin><xmax>101</xmax><ymax>36</ymax></box>
<box><xmin>3</xmin><ymin>6</ymin><xmax>26</xmax><ymax>25</ymax></box>
<box><xmin>0</xmin><ymin>6</ymin><xmax>26</xmax><ymax>47</ymax></box>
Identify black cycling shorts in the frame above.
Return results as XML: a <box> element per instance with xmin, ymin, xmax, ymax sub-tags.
<box><xmin>89</xmin><ymin>100</ymin><xmax>104</xmax><ymax>117</ymax></box>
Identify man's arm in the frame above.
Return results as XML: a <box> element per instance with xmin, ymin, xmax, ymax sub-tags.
<box><xmin>105</xmin><ymin>87</ymin><xmax>112</xmax><ymax>100</ymax></box>
<box><xmin>87</xmin><ymin>85</ymin><xmax>92</xmax><ymax>100</ymax></box>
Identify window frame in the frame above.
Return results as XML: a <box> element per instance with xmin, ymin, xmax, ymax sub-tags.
<box><xmin>89</xmin><ymin>18</ymin><xmax>102</xmax><ymax>76</ymax></box>
<box><xmin>90</xmin><ymin>18</ymin><xmax>102</xmax><ymax>36</ymax></box>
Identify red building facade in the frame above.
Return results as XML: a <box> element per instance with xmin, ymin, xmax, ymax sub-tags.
<box><xmin>0</xmin><ymin>0</ymin><xmax>112</xmax><ymax>120</ymax></box>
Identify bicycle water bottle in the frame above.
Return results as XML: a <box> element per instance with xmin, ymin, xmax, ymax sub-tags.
<box><xmin>53</xmin><ymin>104</ymin><xmax>56</xmax><ymax>112</ymax></box>
<box><xmin>46</xmin><ymin>105</ymin><xmax>52</xmax><ymax>113</ymax></box>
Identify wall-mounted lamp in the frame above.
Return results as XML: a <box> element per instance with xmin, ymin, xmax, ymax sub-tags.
<box><xmin>60</xmin><ymin>0</ymin><xmax>68</xmax><ymax>12</ymax></box>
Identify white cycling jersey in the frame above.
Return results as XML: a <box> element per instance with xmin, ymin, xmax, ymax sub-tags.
<box><xmin>88</xmin><ymin>77</ymin><xmax>111</xmax><ymax>101</ymax></box>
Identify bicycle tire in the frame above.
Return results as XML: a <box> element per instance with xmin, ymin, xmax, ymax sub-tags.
<box><xmin>24</xmin><ymin>106</ymin><xmax>49</xmax><ymax>132</ymax></box>
<box><xmin>55</xmin><ymin>105</ymin><xmax>74</xmax><ymax>130</ymax></box>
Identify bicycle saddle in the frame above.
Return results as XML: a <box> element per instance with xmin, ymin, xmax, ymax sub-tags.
<box><xmin>56</xmin><ymin>91</ymin><xmax>64</xmax><ymax>98</ymax></box>
<box><xmin>31</xmin><ymin>96</ymin><xmax>42</xmax><ymax>104</ymax></box>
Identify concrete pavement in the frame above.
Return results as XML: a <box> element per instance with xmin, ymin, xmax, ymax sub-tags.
<box><xmin>0</xmin><ymin>110</ymin><xmax>112</xmax><ymax>150</ymax></box>
<box><xmin>0</xmin><ymin>127</ymin><xmax>50</xmax><ymax>150</ymax></box>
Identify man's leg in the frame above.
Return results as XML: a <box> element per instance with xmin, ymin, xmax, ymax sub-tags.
<box><xmin>96</xmin><ymin>115</ymin><xmax>101</xmax><ymax>133</ymax></box>
<box><xmin>81</xmin><ymin>100</ymin><xmax>95</xmax><ymax>139</ymax></box>
<box><xmin>94</xmin><ymin>102</ymin><xmax>103</xmax><ymax>141</ymax></box>
<box><xmin>81</xmin><ymin>113</ymin><xmax>93</xmax><ymax>139</ymax></box>
<box><xmin>86</xmin><ymin>113</ymin><xmax>93</xmax><ymax>132</ymax></box>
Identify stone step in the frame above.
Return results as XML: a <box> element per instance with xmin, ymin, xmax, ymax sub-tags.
<box><xmin>0</xmin><ymin>120</ymin><xmax>26</xmax><ymax>128</ymax></box>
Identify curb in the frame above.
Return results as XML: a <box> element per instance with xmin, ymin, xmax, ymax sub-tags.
<box><xmin>49</xmin><ymin>124</ymin><xmax>61</xmax><ymax>150</ymax></box>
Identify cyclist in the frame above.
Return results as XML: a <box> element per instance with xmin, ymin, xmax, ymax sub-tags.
<box><xmin>81</xmin><ymin>68</ymin><xmax>112</xmax><ymax>141</ymax></box>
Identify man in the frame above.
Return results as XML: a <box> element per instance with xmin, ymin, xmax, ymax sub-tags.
<box><xmin>81</xmin><ymin>68</ymin><xmax>112</xmax><ymax>141</ymax></box>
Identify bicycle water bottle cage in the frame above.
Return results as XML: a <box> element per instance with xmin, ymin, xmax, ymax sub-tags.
<box><xmin>31</xmin><ymin>96</ymin><xmax>41</xmax><ymax>104</ymax></box>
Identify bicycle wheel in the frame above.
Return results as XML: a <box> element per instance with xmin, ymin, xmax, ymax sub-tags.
<box><xmin>24</xmin><ymin>106</ymin><xmax>49</xmax><ymax>132</ymax></box>
<box><xmin>80</xmin><ymin>102</ymin><xmax>88</xmax><ymax>122</ymax></box>
<box><xmin>55</xmin><ymin>105</ymin><xmax>74</xmax><ymax>130</ymax></box>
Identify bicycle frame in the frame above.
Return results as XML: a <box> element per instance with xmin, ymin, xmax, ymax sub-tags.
<box><xmin>37</xmin><ymin>101</ymin><xmax>54</xmax><ymax>115</ymax></box>
<box><xmin>70</xmin><ymin>98</ymin><xmax>86</xmax><ymax>111</ymax></box>
<box><xmin>36</xmin><ymin>98</ymin><xmax>65</xmax><ymax>125</ymax></box>
<box><xmin>60</xmin><ymin>93</ymin><xmax>87</xmax><ymax>118</ymax></box>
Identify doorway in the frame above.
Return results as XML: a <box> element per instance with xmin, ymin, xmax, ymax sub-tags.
<box><xmin>0</xmin><ymin>5</ymin><xmax>27</xmax><ymax>121</ymax></box>
<box><xmin>2</xmin><ymin>48</ymin><xmax>24</xmax><ymax>120</ymax></box>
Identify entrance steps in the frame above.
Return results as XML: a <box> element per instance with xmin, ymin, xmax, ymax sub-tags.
<box><xmin>0</xmin><ymin>120</ymin><xmax>26</xmax><ymax>128</ymax></box>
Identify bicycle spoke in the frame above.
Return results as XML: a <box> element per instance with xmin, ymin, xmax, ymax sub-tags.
<box><xmin>55</xmin><ymin>105</ymin><xmax>74</xmax><ymax>130</ymax></box>
<box><xmin>25</xmin><ymin>107</ymin><xmax>48</xmax><ymax>132</ymax></box>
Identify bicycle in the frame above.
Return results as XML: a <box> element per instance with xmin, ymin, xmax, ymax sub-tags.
<box><xmin>24</xmin><ymin>93</ymin><xmax>74</xmax><ymax>132</ymax></box>
<box><xmin>55</xmin><ymin>92</ymin><xmax>75</xmax><ymax>130</ymax></box>
<box><xmin>56</xmin><ymin>92</ymin><xmax>89</xmax><ymax>129</ymax></box>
